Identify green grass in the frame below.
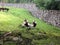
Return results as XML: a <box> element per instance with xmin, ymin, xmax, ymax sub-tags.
<box><xmin>0</xmin><ymin>12</ymin><xmax>20</xmax><ymax>31</ymax></box>
<box><xmin>0</xmin><ymin>7</ymin><xmax>60</xmax><ymax>36</ymax></box>
<box><xmin>0</xmin><ymin>7</ymin><xmax>60</xmax><ymax>45</ymax></box>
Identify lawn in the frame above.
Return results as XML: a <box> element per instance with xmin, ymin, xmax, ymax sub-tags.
<box><xmin>0</xmin><ymin>7</ymin><xmax>60</xmax><ymax>45</ymax></box>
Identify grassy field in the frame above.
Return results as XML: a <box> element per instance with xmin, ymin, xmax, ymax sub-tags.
<box><xmin>0</xmin><ymin>7</ymin><xmax>60</xmax><ymax>45</ymax></box>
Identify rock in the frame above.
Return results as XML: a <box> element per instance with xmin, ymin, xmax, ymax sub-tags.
<box><xmin>12</xmin><ymin>37</ymin><xmax>19</xmax><ymax>41</ymax></box>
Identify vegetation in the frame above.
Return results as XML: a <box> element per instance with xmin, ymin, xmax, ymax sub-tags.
<box><xmin>0</xmin><ymin>7</ymin><xmax>60</xmax><ymax>45</ymax></box>
<box><xmin>0</xmin><ymin>0</ymin><xmax>33</xmax><ymax>3</ymax></box>
<box><xmin>0</xmin><ymin>0</ymin><xmax>60</xmax><ymax>10</ymax></box>
<box><xmin>34</xmin><ymin>0</ymin><xmax>60</xmax><ymax>10</ymax></box>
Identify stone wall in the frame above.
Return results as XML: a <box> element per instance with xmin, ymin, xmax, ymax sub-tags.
<box><xmin>32</xmin><ymin>10</ymin><xmax>60</xmax><ymax>27</ymax></box>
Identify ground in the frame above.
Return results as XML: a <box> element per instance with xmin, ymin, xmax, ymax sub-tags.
<box><xmin>0</xmin><ymin>7</ymin><xmax>60</xmax><ymax>45</ymax></box>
